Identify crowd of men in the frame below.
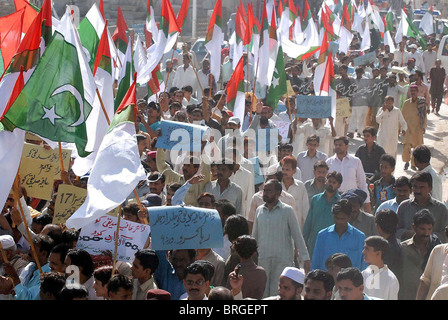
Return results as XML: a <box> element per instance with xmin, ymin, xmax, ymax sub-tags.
<box><xmin>1</xmin><ymin>22</ymin><xmax>448</xmax><ymax>301</ymax></box>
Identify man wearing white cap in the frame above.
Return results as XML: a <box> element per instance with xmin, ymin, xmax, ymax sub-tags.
<box><xmin>0</xmin><ymin>235</ymin><xmax>29</xmax><ymax>300</ymax></box>
<box><xmin>264</xmin><ymin>267</ymin><xmax>305</xmax><ymax>300</ymax></box>
<box><xmin>408</xmin><ymin>44</ymin><xmax>425</xmax><ymax>73</ymax></box>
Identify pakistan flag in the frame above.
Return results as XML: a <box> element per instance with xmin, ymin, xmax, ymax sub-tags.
<box><xmin>266</xmin><ymin>45</ymin><xmax>287</xmax><ymax>111</ymax></box>
<box><xmin>1</xmin><ymin>10</ymin><xmax>96</xmax><ymax>157</ymax></box>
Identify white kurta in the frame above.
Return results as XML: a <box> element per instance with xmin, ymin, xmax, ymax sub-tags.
<box><xmin>230</xmin><ymin>165</ymin><xmax>255</xmax><ymax>219</ymax></box>
<box><xmin>295</xmin><ymin>122</ymin><xmax>333</xmax><ymax>158</ymax></box>
<box><xmin>376</xmin><ymin>106</ymin><xmax>408</xmax><ymax>158</ymax></box>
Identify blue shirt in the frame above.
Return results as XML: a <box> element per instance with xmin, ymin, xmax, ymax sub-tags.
<box><xmin>311</xmin><ymin>223</ymin><xmax>367</xmax><ymax>271</ymax></box>
<box><xmin>303</xmin><ymin>191</ymin><xmax>341</xmax><ymax>259</ymax></box>
<box><xmin>15</xmin><ymin>262</ymin><xmax>51</xmax><ymax>300</ymax></box>
<box><xmin>153</xmin><ymin>250</ymin><xmax>186</xmax><ymax>300</ymax></box>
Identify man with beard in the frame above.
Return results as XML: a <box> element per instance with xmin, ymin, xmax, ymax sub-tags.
<box><xmin>326</xmin><ymin>136</ymin><xmax>371</xmax><ymax>212</ymax></box>
<box><xmin>304</xmin><ymin>161</ymin><xmax>329</xmax><ymax>203</ymax></box>
<box><xmin>264</xmin><ymin>267</ymin><xmax>305</xmax><ymax>300</ymax></box>
<box><xmin>399</xmin><ymin>209</ymin><xmax>441</xmax><ymax>300</ymax></box>
<box><xmin>303</xmin><ymin>171</ymin><xmax>342</xmax><ymax>260</ymax></box>
<box><xmin>249</xmin><ymin>104</ymin><xmax>279</xmax><ymax>131</ymax></box>
<box><xmin>396</xmin><ymin>172</ymin><xmax>448</xmax><ymax>242</ymax></box>
<box><xmin>303</xmin><ymin>269</ymin><xmax>334</xmax><ymax>300</ymax></box>
<box><xmin>154</xmin><ymin>249</ymin><xmax>197</xmax><ymax>300</ymax></box>
<box><xmin>204</xmin><ymin>161</ymin><xmax>243</xmax><ymax>215</ymax></box>
<box><xmin>252</xmin><ymin>179</ymin><xmax>310</xmax><ymax>297</ymax></box>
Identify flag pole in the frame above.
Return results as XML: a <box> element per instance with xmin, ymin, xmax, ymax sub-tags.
<box><xmin>111</xmin><ymin>211</ymin><xmax>121</xmax><ymax>276</ymax></box>
<box><xmin>0</xmin><ymin>241</ymin><xmax>9</xmax><ymax>264</ymax></box>
<box><xmin>96</xmin><ymin>88</ymin><xmax>111</xmax><ymax>125</ymax></box>
<box><xmin>13</xmin><ymin>174</ymin><xmax>43</xmax><ymax>274</ymax></box>
<box><xmin>164</xmin><ymin>42</ymin><xmax>177</xmax><ymax>94</ymax></box>
<box><xmin>58</xmin><ymin>142</ymin><xmax>65</xmax><ymax>176</ymax></box>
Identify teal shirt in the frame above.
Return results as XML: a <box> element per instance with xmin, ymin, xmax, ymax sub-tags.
<box><xmin>303</xmin><ymin>191</ymin><xmax>341</xmax><ymax>259</ymax></box>
<box><xmin>15</xmin><ymin>263</ymin><xmax>51</xmax><ymax>300</ymax></box>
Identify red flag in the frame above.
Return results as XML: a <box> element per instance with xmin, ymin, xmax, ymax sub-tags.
<box><xmin>244</xmin><ymin>3</ymin><xmax>254</xmax><ymax>45</ymax></box>
<box><xmin>112</xmin><ymin>6</ymin><xmax>129</xmax><ymax>50</ymax></box>
<box><xmin>176</xmin><ymin>0</ymin><xmax>190</xmax><ymax>29</ymax></box>
<box><xmin>161</xmin><ymin>0</ymin><xmax>181</xmax><ymax>35</ymax></box>
<box><xmin>278</xmin><ymin>0</ymin><xmax>284</xmax><ymax>17</ymax></box>
<box><xmin>0</xmin><ymin>9</ymin><xmax>25</xmax><ymax>72</ymax></box>
<box><xmin>99</xmin><ymin>0</ymin><xmax>105</xmax><ymax>20</ymax></box>
<box><xmin>235</xmin><ymin>6</ymin><xmax>246</xmax><ymax>42</ymax></box>
<box><xmin>116</xmin><ymin>73</ymin><xmax>137</xmax><ymax>120</ymax></box>
<box><xmin>13</xmin><ymin>0</ymin><xmax>38</xmax><ymax>32</ymax></box>
<box><xmin>226</xmin><ymin>57</ymin><xmax>245</xmax><ymax>106</ymax></box>
<box><xmin>342</xmin><ymin>2</ymin><xmax>352</xmax><ymax>31</ymax></box>
<box><xmin>1</xmin><ymin>67</ymin><xmax>24</xmax><ymax>119</ymax></box>
<box><xmin>93</xmin><ymin>21</ymin><xmax>111</xmax><ymax>77</ymax></box>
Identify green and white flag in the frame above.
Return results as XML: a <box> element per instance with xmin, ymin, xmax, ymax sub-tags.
<box><xmin>395</xmin><ymin>8</ymin><xmax>426</xmax><ymax>50</ymax></box>
<box><xmin>266</xmin><ymin>45</ymin><xmax>286</xmax><ymax>111</ymax></box>
<box><xmin>114</xmin><ymin>37</ymin><xmax>133</xmax><ymax>113</ymax></box>
<box><xmin>1</xmin><ymin>9</ymin><xmax>96</xmax><ymax>158</ymax></box>
<box><xmin>420</xmin><ymin>6</ymin><xmax>434</xmax><ymax>36</ymax></box>
<box><xmin>384</xmin><ymin>7</ymin><xmax>396</xmax><ymax>52</ymax></box>
<box><xmin>78</xmin><ymin>3</ymin><xmax>119</xmax><ymax>74</ymax></box>
<box><xmin>66</xmin><ymin>74</ymin><xmax>146</xmax><ymax>231</ymax></box>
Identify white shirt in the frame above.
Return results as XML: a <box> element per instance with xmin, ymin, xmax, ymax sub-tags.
<box><xmin>326</xmin><ymin>153</ymin><xmax>370</xmax><ymax>203</ymax></box>
<box><xmin>423</xmin><ymin>50</ymin><xmax>437</xmax><ymax>76</ymax></box>
<box><xmin>173</xmin><ymin>65</ymin><xmax>197</xmax><ymax>92</ymax></box>
<box><xmin>408</xmin><ymin>50</ymin><xmax>425</xmax><ymax>73</ymax></box>
<box><xmin>281</xmin><ymin>179</ymin><xmax>309</xmax><ymax>229</ymax></box>
<box><xmin>421</xmin><ymin>165</ymin><xmax>443</xmax><ymax>202</ymax></box>
<box><xmin>376</xmin><ymin>106</ymin><xmax>408</xmax><ymax>157</ymax></box>
<box><xmin>230</xmin><ymin>166</ymin><xmax>255</xmax><ymax>219</ymax></box>
<box><xmin>295</xmin><ymin>122</ymin><xmax>334</xmax><ymax>157</ymax></box>
<box><xmin>394</xmin><ymin>50</ymin><xmax>409</xmax><ymax>67</ymax></box>
<box><xmin>362</xmin><ymin>265</ymin><xmax>399</xmax><ymax>300</ymax></box>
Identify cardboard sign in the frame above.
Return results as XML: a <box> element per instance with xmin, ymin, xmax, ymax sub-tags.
<box><xmin>148</xmin><ymin>206</ymin><xmax>223</xmax><ymax>250</ymax></box>
<box><xmin>19</xmin><ymin>157</ymin><xmax>55</xmax><ymax>200</ymax></box>
<box><xmin>336</xmin><ymin>97</ymin><xmax>352</xmax><ymax>118</ymax></box>
<box><xmin>156</xmin><ymin>120</ymin><xmax>209</xmax><ymax>152</ymax></box>
<box><xmin>53</xmin><ymin>184</ymin><xmax>87</xmax><ymax>225</ymax></box>
<box><xmin>21</xmin><ymin>143</ymin><xmax>71</xmax><ymax>179</ymax></box>
<box><xmin>76</xmin><ymin>215</ymin><xmax>150</xmax><ymax>263</ymax></box>
<box><xmin>353</xmin><ymin>51</ymin><xmax>377</xmax><ymax>66</ymax></box>
<box><xmin>296</xmin><ymin>95</ymin><xmax>332</xmax><ymax>119</ymax></box>
<box><xmin>274</xmin><ymin>120</ymin><xmax>291</xmax><ymax>142</ymax></box>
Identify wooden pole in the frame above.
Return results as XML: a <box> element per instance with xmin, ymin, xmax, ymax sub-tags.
<box><xmin>0</xmin><ymin>241</ymin><xmax>9</xmax><ymax>264</ymax></box>
<box><xmin>133</xmin><ymin>189</ymin><xmax>149</xmax><ymax>225</ymax></box>
<box><xmin>164</xmin><ymin>46</ymin><xmax>177</xmax><ymax>94</ymax></box>
<box><xmin>58</xmin><ymin>142</ymin><xmax>65</xmax><ymax>175</ymax></box>
<box><xmin>13</xmin><ymin>175</ymin><xmax>43</xmax><ymax>274</ymax></box>
<box><xmin>111</xmin><ymin>212</ymin><xmax>121</xmax><ymax>276</ymax></box>
<box><xmin>96</xmin><ymin>88</ymin><xmax>111</xmax><ymax>125</ymax></box>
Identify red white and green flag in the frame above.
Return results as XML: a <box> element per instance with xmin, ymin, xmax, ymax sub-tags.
<box><xmin>0</xmin><ymin>9</ymin><xmax>26</xmax><ymax>76</ymax></box>
<box><xmin>78</xmin><ymin>3</ymin><xmax>120</xmax><ymax>75</ymax></box>
<box><xmin>226</xmin><ymin>56</ymin><xmax>246</xmax><ymax>123</ymax></box>
<box><xmin>384</xmin><ymin>7</ymin><xmax>395</xmax><ymax>52</ymax></box>
<box><xmin>66</xmin><ymin>73</ymin><xmax>146</xmax><ymax>231</ymax></box>
<box><xmin>14</xmin><ymin>0</ymin><xmax>38</xmax><ymax>32</ymax></box>
<box><xmin>138</xmin><ymin>0</ymin><xmax>180</xmax><ymax>85</ymax></box>
<box><xmin>205</xmin><ymin>0</ymin><xmax>224</xmax><ymax>84</ymax></box>
<box><xmin>114</xmin><ymin>37</ymin><xmax>134</xmax><ymax>112</ymax></box>
<box><xmin>231</xmin><ymin>4</ymin><xmax>246</xmax><ymax>70</ymax></box>
<box><xmin>339</xmin><ymin>2</ymin><xmax>353</xmax><ymax>54</ymax></box>
<box><xmin>283</xmin><ymin>0</ymin><xmax>319</xmax><ymax>60</ymax></box>
<box><xmin>1</xmin><ymin>8</ymin><xmax>97</xmax><ymax>158</ymax></box>
<box><xmin>147</xmin><ymin>64</ymin><xmax>164</xmax><ymax>99</ymax></box>
<box><xmin>176</xmin><ymin>0</ymin><xmax>190</xmax><ymax>31</ymax></box>
<box><xmin>145</xmin><ymin>0</ymin><xmax>158</xmax><ymax>48</ymax></box>
<box><xmin>112</xmin><ymin>6</ymin><xmax>129</xmax><ymax>66</ymax></box>
<box><xmin>0</xmin><ymin>0</ymin><xmax>52</xmax><ymax>116</ymax></box>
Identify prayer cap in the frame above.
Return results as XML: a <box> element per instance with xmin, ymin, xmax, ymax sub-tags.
<box><xmin>281</xmin><ymin>267</ymin><xmax>304</xmax><ymax>285</ymax></box>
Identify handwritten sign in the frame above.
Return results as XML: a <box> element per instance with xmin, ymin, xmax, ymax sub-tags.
<box><xmin>21</xmin><ymin>143</ymin><xmax>71</xmax><ymax>179</ymax></box>
<box><xmin>336</xmin><ymin>98</ymin><xmax>352</xmax><ymax>118</ymax></box>
<box><xmin>148</xmin><ymin>206</ymin><xmax>223</xmax><ymax>250</ymax></box>
<box><xmin>19</xmin><ymin>157</ymin><xmax>55</xmax><ymax>200</ymax></box>
<box><xmin>296</xmin><ymin>95</ymin><xmax>332</xmax><ymax>119</ymax></box>
<box><xmin>76</xmin><ymin>215</ymin><xmax>150</xmax><ymax>263</ymax></box>
<box><xmin>353</xmin><ymin>51</ymin><xmax>377</xmax><ymax>66</ymax></box>
<box><xmin>274</xmin><ymin>121</ymin><xmax>291</xmax><ymax>142</ymax></box>
<box><xmin>53</xmin><ymin>184</ymin><xmax>87</xmax><ymax>225</ymax></box>
<box><xmin>156</xmin><ymin>120</ymin><xmax>209</xmax><ymax>152</ymax></box>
